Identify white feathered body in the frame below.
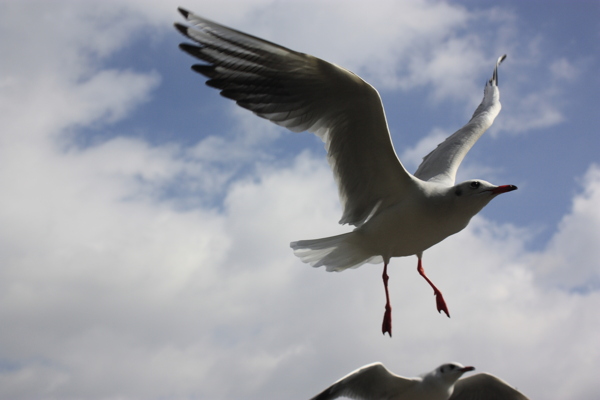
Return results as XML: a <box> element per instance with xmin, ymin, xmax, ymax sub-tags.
<box><xmin>291</xmin><ymin>179</ymin><xmax>494</xmax><ymax>272</ymax></box>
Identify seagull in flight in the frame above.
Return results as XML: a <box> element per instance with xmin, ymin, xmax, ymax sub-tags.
<box><xmin>175</xmin><ymin>8</ymin><xmax>517</xmax><ymax>336</ymax></box>
<box><xmin>309</xmin><ymin>362</ymin><xmax>529</xmax><ymax>400</ymax></box>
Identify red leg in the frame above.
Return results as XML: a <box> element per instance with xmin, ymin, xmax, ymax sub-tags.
<box><xmin>381</xmin><ymin>261</ymin><xmax>393</xmax><ymax>337</ymax></box>
<box><xmin>417</xmin><ymin>258</ymin><xmax>450</xmax><ymax>317</ymax></box>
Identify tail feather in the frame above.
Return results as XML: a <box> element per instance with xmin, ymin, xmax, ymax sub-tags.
<box><xmin>290</xmin><ymin>232</ymin><xmax>382</xmax><ymax>271</ymax></box>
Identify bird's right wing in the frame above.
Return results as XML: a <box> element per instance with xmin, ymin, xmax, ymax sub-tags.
<box><xmin>175</xmin><ymin>9</ymin><xmax>413</xmax><ymax>227</ymax></box>
<box><xmin>309</xmin><ymin>363</ymin><xmax>416</xmax><ymax>400</ymax></box>
<box><xmin>414</xmin><ymin>55</ymin><xmax>506</xmax><ymax>186</ymax></box>
<box><xmin>449</xmin><ymin>373</ymin><xmax>530</xmax><ymax>400</ymax></box>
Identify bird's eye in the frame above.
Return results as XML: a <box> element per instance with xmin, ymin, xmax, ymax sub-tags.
<box><xmin>470</xmin><ymin>181</ymin><xmax>480</xmax><ymax>189</ymax></box>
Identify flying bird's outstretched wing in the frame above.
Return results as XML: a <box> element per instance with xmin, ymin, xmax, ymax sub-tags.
<box><xmin>414</xmin><ymin>55</ymin><xmax>507</xmax><ymax>186</ymax></box>
<box><xmin>310</xmin><ymin>362</ymin><xmax>416</xmax><ymax>400</ymax></box>
<box><xmin>175</xmin><ymin>8</ymin><xmax>413</xmax><ymax>226</ymax></box>
<box><xmin>449</xmin><ymin>373</ymin><xmax>530</xmax><ymax>400</ymax></box>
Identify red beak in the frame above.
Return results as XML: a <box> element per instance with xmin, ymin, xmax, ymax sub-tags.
<box><xmin>490</xmin><ymin>184</ymin><xmax>517</xmax><ymax>195</ymax></box>
<box><xmin>460</xmin><ymin>366</ymin><xmax>475</xmax><ymax>373</ymax></box>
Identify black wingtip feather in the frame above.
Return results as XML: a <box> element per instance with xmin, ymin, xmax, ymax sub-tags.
<box><xmin>191</xmin><ymin>64</ymin><xmax>214</xmax><ymax>73</ymax></box>
<box><xmin>489</xmin><ymin>54</ymin><xmax>508</xmax><ymax>87</ymax></box>
<box><xmin>220</xmin><ymin>89</ymin><xmax>240</xmax><ymax>100</ymax></box>
<box><xmin>178</xmin><ymin>7</ymin><xmax>190</xmax><ymax>19</ymax></box>
<box><xmin>179</xmin><ymin>43</ymin><xmax>199</xmax><ymax>52</ymax></box>
<box><xmin>191</xmin><ymin>64</ymin><xmax>216</xmax><ymax>78</ymax></box>
<box><xmin>179</xmin><ymin>43</ymin><xmax>203</xmax><ymax>58</ymax></box>
<box><xmin>174</xmin><ymin>22</ymin><xmax>188</xmax><ymax>37</ymax></box>
<box><xmin>207</xmin><ymin>80</ymin><xmax>224</xmax><ymax>90</ymax></box>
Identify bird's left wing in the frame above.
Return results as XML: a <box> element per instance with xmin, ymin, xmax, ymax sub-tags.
<box><xmin>449</xmin><ymin>373</ymin><xmax>530</xmax><ymax>400</ymax></box>
<box><xmin>414</xmin><ymin>55</ymin><xmax>506</xmax><ymax>186</ymax></box>
<box><xmin>175</xmin><ymin>8</ymin><xmax>413</xmax><ymax>227</ymax></box>
<box><xmin>309</xmin><ymin>362</ymin><xmax>416</xmax><ymax>400</ymax></box>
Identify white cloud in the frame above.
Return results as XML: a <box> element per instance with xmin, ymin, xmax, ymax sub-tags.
<box><xmin>400</xmin><ymin>128</ymin><xmax>448</xmax><ymax>172</ymax></box>
<box><xmin>531</xmin><ymin>164</ymin><xmax>600</xmax><ymax>291</ymax></box>
<box><xmin>550</xmin><ymin>58</ymin><xmax>581</xmax><ymax>82</ymax></box>
<box><xmin>498</xmin><ymin>89</ymin><xmax>565</xmax><ymax>134</ymax></box>
<box><xmin>0</xmin><ymin>1</ymin><xmax>598</xmax><ymax>400</ymax></box>
<box><xmin>2</xmin><ymin>126</ymin><xmax>599</xmax><ymax>399</ymax></box>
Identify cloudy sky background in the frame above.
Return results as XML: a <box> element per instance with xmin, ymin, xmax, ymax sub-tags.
<box><xmin>1</xmin><ymin>0</ymin><xmax>599</xmax><ymax>399</ymax></box>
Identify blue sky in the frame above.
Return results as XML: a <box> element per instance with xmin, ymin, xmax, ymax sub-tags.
<box><xmin>0</xmin><ymin>1</ymin><xmax>599</xmax><ymax>399</ymax></box>
<box><xmin>100</xmin><ymin>0</ymin><xmax>599</xmax><ymax>245</ymax></box>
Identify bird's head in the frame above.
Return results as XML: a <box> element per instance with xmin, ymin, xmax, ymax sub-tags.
<box><xmin>451</xmin><ymin>179</ymin><xmax>517</xmax><ymax>215</ymax></box>
<box><xmin>435</xmin><ymin>362</ymin><xmax>476</xmax><ymax>384</ymax></box>
<box><xmin>421</xmin><ymin>363</ymin><xmax>476</xmax><ymax>397</ymax></box>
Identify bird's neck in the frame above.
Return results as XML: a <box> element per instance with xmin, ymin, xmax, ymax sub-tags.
<box><xmin>420</xmin><ymin>374</ymin><xmax>454</xmax><ymax>398</ymax></box>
